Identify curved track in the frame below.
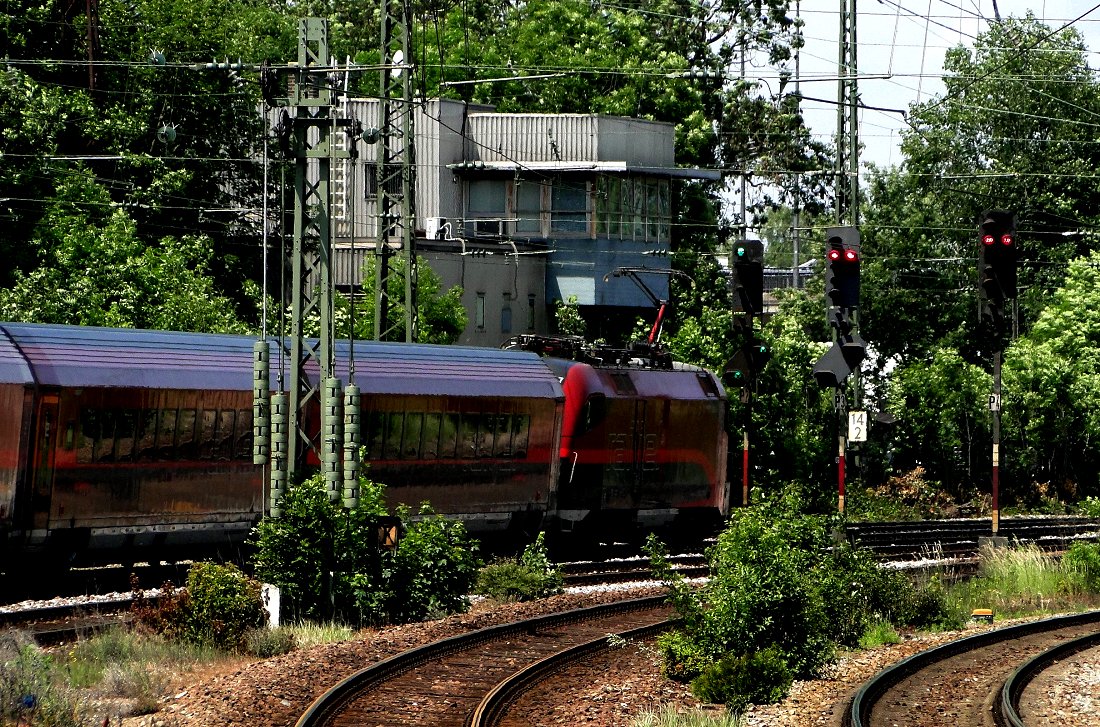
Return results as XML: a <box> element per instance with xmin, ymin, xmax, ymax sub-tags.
<box><xmin>295</xmin><ymin>596</ymin><xmax>672</xmax><ymax>727</ymax></box>
<box><xmin>999</xmin><ymin>630</ymin><xmax>1100</xmax><ymax>727</ymax></box>
<box><xmin>846</xmin><ymin>610</ymin><xmax>1100</xmax><ymax>727</ymax></box>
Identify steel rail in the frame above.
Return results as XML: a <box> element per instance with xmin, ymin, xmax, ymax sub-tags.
<box><xmin>996</xmin><ymin>627</ymin><xmax>1100</xmax><ymax>727</ymax></box>
<box><xmin>845</xmin><ymin>609</ymin><xmax>1100</xmax><ymax>727</ymax></box>
<box><xmin>294</xmin><ymin>595</ymin><xmax>667</xmax><ymax>727</ymax></box>
<box><xmin>468</xmin><ymin>619</ymin><xmax>676</xmax><ymax>726</ymax></box>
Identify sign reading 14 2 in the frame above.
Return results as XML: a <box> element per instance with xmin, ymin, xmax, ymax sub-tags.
<box><xmin>848</xmin><ymin>411</ymin><xmax>868</xmax><ymax>442</ymax></box>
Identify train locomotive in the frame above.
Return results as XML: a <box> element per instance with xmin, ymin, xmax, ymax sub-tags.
<box><xmin>0</xmin><ymin>323</ymin><xmax>728</xmax><ymax>571</ymax></box>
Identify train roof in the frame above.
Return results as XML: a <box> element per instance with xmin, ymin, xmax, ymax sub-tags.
<box><xmin>543</xmin><ymin>357</ymin><xmax>726</xmax><ymax>401</ymax></box>
<box><xmin>0</xmin><ymin>323</ymin><xmax>564</xmax><ymax>399</ymax></box>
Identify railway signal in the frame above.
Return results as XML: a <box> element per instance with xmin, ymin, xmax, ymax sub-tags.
<box><xmin>813</xmin><ymin>226</ymin><xmax>866</xmax><ymax>388</ymax></box>
<box><xmin>978</xmin><ymin>209</ymin><xmax>1017</xmax><ymax>327</ymax></box>
<box><xmin>730</xmin><ymin>239</ymin><xmax>765</xmax><ymax>319</ymax></box>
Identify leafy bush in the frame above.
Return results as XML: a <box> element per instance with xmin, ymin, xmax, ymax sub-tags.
<box><xmin>648</xmin><ymin>486</ymin><xmax>947</xmax><ymax>683</ymax></box>
<box><xmin>1076</xmin><ymin>497</ymin><xmax>1100</xmax><ymax>518</ymax></box>
<box><xmin>181</xmin><ymin>562</ymin><xmax>267</xmax><ymax>650</ymax></box>
<box><xmin>689</xmin><ymin>646</ymin><xmax>792</xmax><ymax>711</ymax></box>
<box><xmin>475</xmin><ymin>532</ymin><xmax>564</xmax><ymax>601</ymax></box>
<box><xmin>131</xmin><ymin>563</ymin><xmax>266</xmax><ymax>651</ymax></box>
<box><xmin>245</xmin><ymin>626</ymin><xmax>297</xmax><ymax>658</ymax></box>
<box><xmin>1064</xmin><ymin>541</ymin><xmax>1100</xmax><ymax>593</ymax></box>
<box><xmin>0</xmin><ymin>645</ymin><xmax>83</xmax><ymax>727</ymax></box>
<box><xmin>654</xmin><ymin>630</ymin><xmax>710</xmax><ymax>682</ymax></box>
<box><xmin>253</xmin><ymin>473</ymin><xmax>483</xmax><ymax>625</ymax></box>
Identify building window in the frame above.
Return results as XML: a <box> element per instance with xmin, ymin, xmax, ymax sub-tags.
<box><xmin>475</xmin><ymin>292</ymin><xmax>486</xmax><ymax>330</ymax></box>
<box><xmin>514</xmin><ymin>180</ymin><xmax>543</xmax><ymax>236</ymax></box>
<box><xmin>596</xmin><ymin>176</ymin><xmax>670</xmax><ymax>243</ymax></box>
<box><xmin>467</xmin><ymin>180</ymin><xmax>506</xmax><ymax>236</ymax></box>
<box><xmin>551</xmin><ymin>178</ymin><xmax>589</xmax><ymax>235</ymax></box>
<box><xmin>501</xmin><ymin>293</ymin><xmax>512</xmax><ymax>334</ymax></box>
<box><xmin>527</xmin><ymin>294</ymin><xmax>536</xmax><ymax>331</ymax></box>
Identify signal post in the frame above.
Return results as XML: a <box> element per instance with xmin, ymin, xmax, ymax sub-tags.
<box><xmin>812</xmin><ymin>226</ymin><xmax>866</xmax><ymax>513</ymax></box>
<box><xmin>723</xmin><ymin>240</ymin><xmax>769</xmax><ymax>506</ymax></box>
<box><xmin>978</xmin><ymin>209</ymin><xmax>1017</xmax><ymax>538</ymax></box>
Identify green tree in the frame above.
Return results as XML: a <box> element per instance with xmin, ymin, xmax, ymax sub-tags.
<box><xmin>0</xmin><ymin>171</ymin><xmax>249</xmax><ymax>332</ymax></box>
<box><xmin>1002</xmin><ymin>251</ymin><xmax>1100</xmax><ymax>502</ymax></box>
<box><xmin>885</xmin><ymin>347</ymin><xmax>991</xmax><ymax>502</ymax></box>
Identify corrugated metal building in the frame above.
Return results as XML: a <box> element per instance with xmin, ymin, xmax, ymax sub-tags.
<box><xmin>325</xmin><ymin>98</ymin><xmax>718</xmax><ymax>347</ymax></box>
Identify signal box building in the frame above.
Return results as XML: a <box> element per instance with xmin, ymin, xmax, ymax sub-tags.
<box><xmin>331</xmin><ymin>98</ymin><xmax>719</xmax><ymax>347</ymax></box>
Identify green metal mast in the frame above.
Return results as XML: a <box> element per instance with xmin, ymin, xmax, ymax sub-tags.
<box><xmin>276</xmin><ymin>18</ymin><xmax>353</xmax><ymax>486</ymax></box>
<box><xmin>836</xmin><ymin>0</ymin><xmax>859</xmax><ymax>226</ymax></box>
<box><xmin>374</xmin><ymin>0</ymin><xmax>417</xmax><ymax>342</ymax></box>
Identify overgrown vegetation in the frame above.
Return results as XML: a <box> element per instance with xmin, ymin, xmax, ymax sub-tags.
<box><xmin>251</xmin><ymin>472</ymin><xmax>483</xmax><ymax>625</ymax></box>
<box><xmin>949</xmin><ymin>541</ymin><xmax>1100</xmax><ymax>617</ymax></box>
<box><xmin>474</xmin><ymin>532</ymin><xmax>564</xmax><ymax>602</ymax></box>
<box><xmin>131</xmin><ymin>562</ymin><xmax>266</xmax><ymax>652</ymax></box>
<box><xmin>646</xmin><ymin>487</ymin><xmax>961</xmax><ymax>708</ymax></box>
<box><xmin>631</xmin><ymin>704</ymin><xmax>744</xmax><ymax>727</ymax></box>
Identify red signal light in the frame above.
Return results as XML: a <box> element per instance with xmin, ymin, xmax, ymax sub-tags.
<box><xmin>827</xmin><ymin>248</ymin><xmax>842</xmax><ymax>261</ymax></box>
<box><xmin>1000</xmin><ymin>234</ymin><xmax>1014</xmax><ymax>246</ymax></box>
<box><xmin>843</xmin><ymin>249</ymin><xmax>859</xmax><ymax>263</ymax></box>
<box><xmin>982</xmin><ymin>234</ymin><xmax>996</xmax><ymax>246</ymax></box>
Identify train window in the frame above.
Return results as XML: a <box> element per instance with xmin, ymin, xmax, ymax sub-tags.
<box><xmin>458</xmin><ymin>414</ymin><xmax>478</xmax><ymax>459</ymax></box>
<box><xmin>474</xmin><ymin>413</ymin><xmax>495</xmax><ymax>458</ymax></box>
<box><xmin>363</xmin><ymin>410</ymin><xmax>384</xmax><ymax>459</ymax></box>
<box><xmin>383</xmin><ymin>412</ymin><xmax>404</xmax><ymax>460</ymax></box>
<box><xmin>493</xmin><ymin>414</ymin><xmax>513</xmax><ymax>457</ymax></box>
<box><xmin>135</xmin><ymin>410</ymin><xmax>158</xmax><ymax>461</ymax></box>
<box><xmin>439</xmin><ymin>413</ymin><xmax>459</xmax><ymax>459</ymax></box>
<box><xmin>216</xmin><ymin>410</ymin><xmax>236</xmax><ymax>460</ymax></box>
<box><xmin>580</xmin><ymin>393</ymin><xmax>608</xmax><ymax>434</ymax></box>
<box><xmin>199</xmin><ymin>410</ymin><xmax>218</xmax><ymax>460</ymax></box>
<box><xmin>93</xmin><ymin>411</ymin><xmax>116</xmax><ymax>463</ymax></box>
<box><xmin>76</xmin><ymin>409</ymin><xmax>101</xmax><ymax>464</ymax></box>
<box><xmin>114</xmin><ymin>410</ymin><xmax>137</xmax><ymax>462</ymax></box>
<box><xmin>177</xmin><ymin>409</ymin><xmax>198</xmax><ymax>459</ymax></box>
<box><xmin>512</xmin><ymin>415</ymin><xmax>530</xmax><ymax>458</ymax></box>
<box><xmin>421</xmin><ymin>413</ymin><xmax>442</xmax><ymax>460</ymax></box>
<box><xmin>156</xmin><ymin>409</ymin><xmax>177</xmax><ymax>460</ymax></box>
<box><xmin>402</xmin><ymin>412</ymin><xmax>424</xmax><ymax>459</ymax></box>
<box><xmin>234</xmin><ymin>409</ymin><xmax>252</xmax><ymax>460</ymax></box>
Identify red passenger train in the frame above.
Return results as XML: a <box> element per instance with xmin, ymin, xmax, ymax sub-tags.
<box><xmin>0</xmin><ymin>323</ymin><xmax>728</xmax><ymax>571</ymax></box>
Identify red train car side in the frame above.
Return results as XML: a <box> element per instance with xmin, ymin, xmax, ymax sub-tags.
<box><xmin>544</xmin><ymin>357</ymin><xmax>729</xmax><ymax>537</ymax></box>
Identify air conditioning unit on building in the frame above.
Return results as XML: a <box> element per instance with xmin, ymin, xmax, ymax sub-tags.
<box><xmin>426</xmin><ymin>217</ymin><xmax>448</xmax><ymax>240</ymax></box>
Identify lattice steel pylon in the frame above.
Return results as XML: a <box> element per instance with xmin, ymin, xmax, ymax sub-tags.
<box><xmin>273</xmin><ymin>18</ymin><xmax>354</xmax><ymax>482</ymax></box>
<box><xmin>836</xmin><ymin>0</ymin><xmax>859</xmax><ymax>226</ymax></box>
<box><xmin>374</xmin><ymin>0</ymin><xmax>418</xmax><ymax>342</ymax></box>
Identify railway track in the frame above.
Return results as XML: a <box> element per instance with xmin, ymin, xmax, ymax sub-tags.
<box><xmin>294</xmin><ymin>596</ymin><xmax>673</xmax><ymax>727</ymax></box>
<box><xmin>846</xmin><ymin>610</ymin><xmax>1100</xmax><ymax>727</ymax></box>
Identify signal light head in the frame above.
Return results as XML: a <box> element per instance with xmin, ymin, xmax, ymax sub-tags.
<box><xmin>843</xmin><ymin>249</ymin><xmax>858</xmax><ymax>263</ymax></box>
<box><xmin>1000</xmin><ymin>234</ymin><xmax>1014</xmax><ymax>246</ymax></box>
<box><xmin>982</xmin><ymin>234</ymin><xmax>996</xmax><ymax>246</ymax></box>
<box><xmin>827</xmin><ymin>248</ymin><xmax>842</xmax><ymax>261</ymax></box>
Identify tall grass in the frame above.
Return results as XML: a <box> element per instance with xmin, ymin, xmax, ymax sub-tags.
<box><xmin>632</xmin><ymin>704</ymin><xmax>743</xmax><ymax>727</ymax></box>
<box><xmin>948</xmin><ymin>542</ymin><xmax>1097</xmax><ymax>617</ymax></box>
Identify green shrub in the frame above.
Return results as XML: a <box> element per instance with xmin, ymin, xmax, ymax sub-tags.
<box><xmin>132</xmin><ymin>562</ymin><xmax>266</xmax><ymax>651</ymax></box>
<box><xmin>475</xmin><ymin>532</ymin><xmax>563</xmax><ymax>601</ymax></box>
<box><xmin>690</xmin><ymin>647</ymin><xmax>792</xmax><ymax>711</ymax></box>
<box><xmin>1076</xmin><ymin>497</ymin><xmax>1100</xmax><ymax>518</ymax></box>
<box><xmin>0</xmin><ymin>645</ymin><xmax>84</xmax><ymax>727</ymax></box>
<box><xmin>858</xmin><ymin>620</ymin><xmax>901</xmax><ymax>649</ymax></box>
<box><xmin>253</xmin><ymin>473</ymin><xmax>483</xmax><ymax>625</ymax></box>
<box><xmin>245</xmin><ymin>626</ymin><xmax>297</xmax><ymax>658</ymax></box>
<box><xmin>180</xmin><ymin>562</ymin><xmax>267</xmax><ymax>651</ymax></box>
<box><xmin>1064</xmin><ymin>541</ymin><xmax>1100</xmax><ymax>593</ymax></box>
<box><xmin>655</xmin><ymin>629</ymin><xmax>710</xmax><ymax>682</ymax></box>
<box><xmin>649</xmin><ymin>486</ymin><xmax>954</xmax><ymax>683</ymax></box>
